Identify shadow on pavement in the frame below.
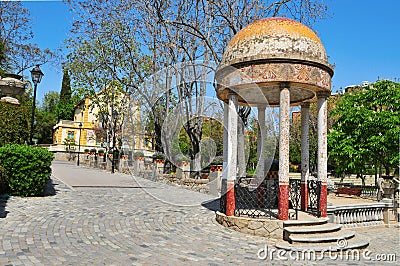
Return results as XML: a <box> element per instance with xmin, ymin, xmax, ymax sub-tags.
<box><xmin>43</xmin><ymin>178</ymin><xmax>57</xmax><ymax>196</ymax></box>
<box><xmin>201</xmin><ymin>198</ymin><xmax>221</xmax><ymax>212</ymax></box>
<box><xmin>0</xmin><ymin>195</ymin><xmax>9</xmax><ymax>218</ymax></box>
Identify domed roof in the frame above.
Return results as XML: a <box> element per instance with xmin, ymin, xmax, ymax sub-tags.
<box><xmin>221</xmin><ymin>17</ymin><xmax>331</xmax><ymax>69</ymax></box>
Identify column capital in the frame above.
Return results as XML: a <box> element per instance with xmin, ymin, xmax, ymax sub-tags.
<box><xmin>316</xmin><ymin>91</ymin><xmax>331</xmax><ymax>99</ymax></box>
<box><xmin>300</xmin><ymin>102</ymin><xmax>311</xmax><ymax>108</ymax></box>
<box><xmin>279</xmin><ymin>82</ymin><xmax>290</xmax><ymax>89</ymax></box>
<box><xmin>227</xmin><ymin>89</ymin><xmax>238</xmax><ymax>97</ymax></box>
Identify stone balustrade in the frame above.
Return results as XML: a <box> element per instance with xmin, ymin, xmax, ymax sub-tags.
<box><xmin>327</xmin><ymin>202</ymin><xmax>393</xmax><ymax>227</ymax></box>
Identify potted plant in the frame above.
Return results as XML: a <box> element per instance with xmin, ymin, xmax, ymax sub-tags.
<box><xmin>90</xmin><ymin>148</ymin><xmax>96</xmax><ymax>155</ymax></box>
<box><xmin>84</xmin><ymin>148</ymin><xmax>90</xmax><ymax>154</ymax></box>
<box><xmin>175</xmin><ymin>154</ymin><xmax>189</xmax><ymax>167</ymax></box>
<box><xmin>133</xmin><ymin>151</ymin><xmax>144</xmax><ymax>161</ymax></box>
<box><xmin>152</xmin><ymin>152</ymin><xmax>165</xmax><ymax>164</ymax></box>
<box><xmin>210</xmin><ymin>156</ymin><xmax>223</xmax><ymax>172</ymax></box>
<box><xmin>98</xmin><ymin>149</ymin><xmax>105</xmax><ymax>156</ymax></box>
<box><xmin>119</xmin><ymin>150</ymin><xmax>128</xmax><ymax>159</ymax></box>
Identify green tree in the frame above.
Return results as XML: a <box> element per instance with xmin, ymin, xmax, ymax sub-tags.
<box><xmin>328</xmin><ymin>80</ymin><xmax>400</xmax><ymax>181</ymax></box>
<box><xmin>65</xmin><ymin>0</ymin><xmax>329</xmax><ymax>168</ymax></box>
<box><xmin>56</xmin><ymin>69</ymin><xmax>74</xmax><ymax>121</ymax></box>
<box><xmin>290</xmin><ymin>95</ymin><xmax>340</xmax><ymax>173</ymax></box>
<box><xmin>33</xmin><ymin>91</ymin><xmax>59</xmax><ymax>144</ymax></box>
<box><xmin>0</xmin><ymin>1</ymin><xmax>55</xmax><ymax>74</ymax></box>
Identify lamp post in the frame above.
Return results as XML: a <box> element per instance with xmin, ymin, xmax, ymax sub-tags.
<box><xmin>111</xmin><ymin>110</ymin><xmax>118</xmax><ymax>173</ymax></box>
<box><xmin>77</xmin><ymin>122</ymin><xmax>83</xmax><ymax>166</ymax></box>
<box><xmin>29</xmin><ymin>64</ymin><xmax>44</xmax><ymax>145</ymax></box>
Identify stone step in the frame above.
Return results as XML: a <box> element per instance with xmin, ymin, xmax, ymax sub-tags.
<box><xmin>289</xmin><ymin>230</ymin><xmax>355</xmax><ymax>243</ymax></box>
<box><xmin>285</xmin><ymin>223</ymin><xmax>342</xmax><ymax>234</ymax></box>
<box><xmin>284</xmin><ymin>223</ymin><xmax>342</xmax><ymax>241</ymax></box>
<box><xmin>275</xmin><ymin>237</ymin><xmax>369</xmax><ymax>252</ymax></box>
<box><xmin>283</xmin><ymin>217</ymin><xmax>329</xmax><ymax>227</ymax></box>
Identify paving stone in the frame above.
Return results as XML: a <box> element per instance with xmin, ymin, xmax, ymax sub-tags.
<box><xmin>0</xmin><ymin>161</ymin><xmax>398</xmax><ymax>265</ymax></box>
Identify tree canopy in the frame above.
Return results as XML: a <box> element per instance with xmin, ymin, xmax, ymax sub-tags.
<box><xmin>56</xmin><ymin>68</ymin><xmax>74</xmax><ymax>121</ymax></box>
<box><xmin>65</xmin><ymin>0</ymin><xmax>329</xmax><ymax>166</ymax></box>
<box><xmin>0</xmin><ymin>1</ymin><xmax>56</xmax><ymax>74</ymax></box>
<box><xmin>328</xmin><ymin>80</ymin><xmax>400</xmax><ymax>177</ymax></box>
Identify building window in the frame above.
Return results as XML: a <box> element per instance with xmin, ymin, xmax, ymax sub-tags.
<box><xmin>67</xmin><ymin>131</ymin><xmax>75</xmax><ymax>140</ymax></box>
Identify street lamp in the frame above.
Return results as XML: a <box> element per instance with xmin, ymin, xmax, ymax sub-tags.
<box><xmin>77</xmin><ymin>122</ymin><xmax>83</xmax><ymax>166</ymax></box>
<box><xmin>111</xmin><ymin>110</ymin><xmax>118</xmax><ymax>173</ymax></box>
<box><xmin>29</xmin><ymin>64</ymin><xmax>44</xmax><ymax>145</ymax></box>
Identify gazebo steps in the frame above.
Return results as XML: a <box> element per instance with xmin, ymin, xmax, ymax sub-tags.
<box><xmin>275</xmin><ymin>237</ymin><xmax>369</xmax><ymax>252</ymax></box>
<box><xmin>278</xmin><ymin>217</ymin><xmax>369</xmax><ymax>252</ymax></box>
<box><xmin>284</xmin><ymin>223</ymin><xmax>342</xmax><ymax>236</ymax></box>
<box><xmin>283</xmin><ymin>217</ymin><xmax>329</xmax><ymax>227</ymax></box>
<box><xmin>288</xmin><ymin>230</ymin><xmax>355</xmax><ymax>243</ymax></box>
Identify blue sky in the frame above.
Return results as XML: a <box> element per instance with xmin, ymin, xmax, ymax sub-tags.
<box><xmin>22</xmin><ymin>0</ymin><xmax>400</xmax><ymax>102</ymax></box>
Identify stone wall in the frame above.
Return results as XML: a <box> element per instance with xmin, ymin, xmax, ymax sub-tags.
<box><xmin>216</xmin><ymin>211</ymin><xmax>283</xmax><ymax>240</ymax></box>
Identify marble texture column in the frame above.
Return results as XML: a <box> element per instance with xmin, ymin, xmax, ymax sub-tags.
<box><xmin>226</xmin><ymin>92</ymin><xmax>238</xmax><ymax>216</ymax></box>
<box><xmin>317</xmin><ymin>91</ymin><xmax>330</xmax><ymax>217</ymax></box>
<box><xmin>257</xmin><ymin>106</ymin><xmax>266</xmax><ymax>207</ymax></box>
<box><xmin>300</xmin><ymin>102</ymin><xmax>310</xmax><ymax>211</ymax></box>
<box><xmin>237</xmin><ymin>116</ymin><xmax>246</xmax><ymax>178</ymax></box>
<box><xmin>221</xmin><ymin>102</ymin><xmax>229</xmax><ymax>207</ymax></box>
<box><xmin>278</xmin><ymin>85</ymin><xmax>290</xmax><ymax>220</ymax></box>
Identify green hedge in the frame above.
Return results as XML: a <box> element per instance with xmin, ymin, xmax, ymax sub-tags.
<box><xmin>0</xmin><ymin>102</ymin><xmax>29</xmax><ymax>146</ymax></box>
<box><xmin>0</xmin><ymin>144</ymin><xmax>54</xmax><ymax>197</ymax></box>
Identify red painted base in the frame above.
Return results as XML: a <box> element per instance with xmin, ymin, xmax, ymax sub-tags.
<box><xmin>226</xmin><ymin>181</ymin><xmax>236</xmax><ymax>216</ymax></box>
<box><xmin>301</xmin><ymin>182</ymin><xmax>308</xmax><ymax>211</ymax></box>
<box><xmin>278</xmin><ymin>184</ymin><xmax>289</xmax><ymax>220</ymax></box>
<box><xmin>319</xmin><ymin>184</ymin><xmax>327</xmax><ymax>217</ymax></box>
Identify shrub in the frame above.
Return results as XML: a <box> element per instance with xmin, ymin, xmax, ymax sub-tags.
<box><xmin>0</xmin><ymin>165</ymin><xmax>8</xmax><ymax>194</ymax></box>
<box><xmin>98</xmin><ymin>149</ymin><xmax>105</xmax><ymax>155</ymax></box>
<box><xmin>0</xmin><ymin>144</ymin><xmax>54</xmax><ymax>197</ymax></box>
<box><xmin>211</xmin><ymin>156</ymin><xmax>223</xmax><ymax>165</ymax></box>
<box><xmin>152</xmin><ymin>152</ymin><xmax>165</xmax><ymax>160</ymax></box>
<box><xmin>84</xmin><ymin>148</ymin><xmax>90</xmax><ymax>153</ymax></box>
<box><xmin>175</xmin><ymin>154</ymin><xmax>189</xmax><ymax>163</ymax></box>
<box><xmin>0</xmin><ymin>102</ymin><xmax>29</xmax><ymax>146</ymax></box>
<box><xmin>133</xmin><ymin>151</ymin><xmax>144</xmax><ymax>158</ymax></box>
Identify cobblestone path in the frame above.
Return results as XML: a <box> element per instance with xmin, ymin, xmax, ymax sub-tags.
<box><xmin>0</xmin><ymin>161</ymin><xmax>398</xmax><ymax>265</ymax></box>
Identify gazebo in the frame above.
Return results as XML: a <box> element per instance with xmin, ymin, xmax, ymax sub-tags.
<box><xmin>215</xmin><ymin>17</ymin><xmax>334</xmax><ymax>220</ymax></box>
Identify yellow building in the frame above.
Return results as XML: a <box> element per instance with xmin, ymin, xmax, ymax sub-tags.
<box><xmin>52</xmin><ymin>95</ymin><xmax>97</xmax><ymax>149</ymax></box>
<box><xmin>52</xmin><ymin>90</ymin><xmax>147</xmax><ymax>152</ymax></box>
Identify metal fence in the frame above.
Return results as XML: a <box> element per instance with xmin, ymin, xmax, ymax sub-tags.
<box><xmin>234</xmin><ymin>177</ymin><xmax>279</xmax><ymax>218</ymax></box>
<box><xmin>219</xmin><ymin>177</ymin><xmax>302</xmax><ymax>220</ymax></box>
<box><xmin>308</xmin><ymin>180</ymin><xmax>321</xmax><ymax>217</ymax></box>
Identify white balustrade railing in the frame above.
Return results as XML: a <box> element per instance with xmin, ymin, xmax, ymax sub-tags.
<box><xmin>328</xmin><ymin>203</ymin><xmax>393</xmax><ymax>227</ymax></box>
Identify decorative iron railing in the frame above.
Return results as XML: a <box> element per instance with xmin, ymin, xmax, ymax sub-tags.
<box><xmin>233</xmin><ymin>177</ymin><xmax>279</xmax><ymax>219</ymax></box>
<box><xmin>308</xmin><ymin>180</ymin><xmax>321</xmax><ymax>217</ymax></box>
<box><xmin>289</xmin><ymin>179</ymin><xmax>301</xmax><ymax>220</ymax></box>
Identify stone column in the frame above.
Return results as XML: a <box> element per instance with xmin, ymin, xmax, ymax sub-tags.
<box><xmin>221</xmin><ymin>102</ymin><xmax>229</xmax><ymax>199</ymax></box>
<box><xmin>257</xmin><ymin>106</ymin><xmax>266</xmax><ymax>207</ymax></box>
<box><xmin>279</xmin><ymin>85</ymin><xmax>290</xmax><ymax>220</ymax></box>
<box><xmin>237</xmin><ymin>116</ymin><xmax>246</xmax><ymax>178</ymax></box>
<box><xmin>300</xmin><ymin>102</ymin><xmax>310</xmax><ymax>211</ymax></box>
<box><xmin>317</xmin><ymin>91</ymin><xmax>330</xmax><ymax>217</ymax></box>
<box><xmin>226</xmin><ymin>92</ymin><xmax>238</xmax><ymax>216</ymax></box>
